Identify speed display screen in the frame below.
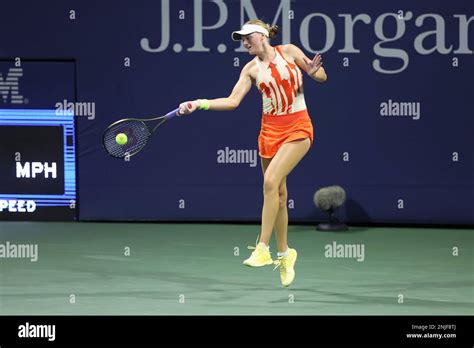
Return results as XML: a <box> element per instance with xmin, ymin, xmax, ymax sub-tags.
<box><xmin>0</xmin><ymin>109</ymin><xmax>76</xmax><ymax>220</ymax></box>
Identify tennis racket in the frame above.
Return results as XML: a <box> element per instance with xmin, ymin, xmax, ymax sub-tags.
<box><xmin>102</xmin><ymin>104</ymin><xmax>190</xmax><ymax>159</ymax></box>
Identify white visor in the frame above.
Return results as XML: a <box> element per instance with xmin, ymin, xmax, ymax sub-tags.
<box><xmin>231</xmin><ymin>24</ymin><xmax>269</xmax><ymax>41</ymax></box>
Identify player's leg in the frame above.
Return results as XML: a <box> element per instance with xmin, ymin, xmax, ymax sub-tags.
<box><xmin>243</xmin><ymin>138</ymin><xmax>310</xmax><ymax>269</ymax></box>
<box><xmin>244</xmin><ymin>157</ymin><xmax>288</xmax><ymax>267</ymax></box>
<box><xmin>259</xmin><ymin>138</ymin><xmax>310</xmax><ymax>245</ymax></box>
<box><xmin>260</xmin><ymin>138</ymin><xmax>311</xmax><ymax>286</ymax></box>
<box><xmin>261</xmin><ymin>157</ymin><xmax>288</xmax><ymax>253</ymax></box>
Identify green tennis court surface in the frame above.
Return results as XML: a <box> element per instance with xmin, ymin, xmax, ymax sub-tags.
<box><xmin>0</xmin><ymin>222</ymin><xmax>472</xmax><ymax>315</ymax></box>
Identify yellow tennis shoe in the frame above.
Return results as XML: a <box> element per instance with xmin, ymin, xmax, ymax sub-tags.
<box><xmin>273</xmin><ymin>248</ymin><xmax>297</xmax><ymax>287</ymax></box>
<box><xmin>243</xmin><ymin>242</ymin><xmax>273</xmax><ymax>267</ymax></box>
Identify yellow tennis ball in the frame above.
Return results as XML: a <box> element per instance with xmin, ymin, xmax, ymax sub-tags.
<box><xmin>115</xmin><ymin>133</ymin><xmax>128</xmax><ymax>145</ymax></box>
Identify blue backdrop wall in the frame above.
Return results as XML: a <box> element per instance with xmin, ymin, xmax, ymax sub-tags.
<box><xmin>1</xmin><ymin>0</ymin><xmax>473</xmax><ymax>224</ymax></box>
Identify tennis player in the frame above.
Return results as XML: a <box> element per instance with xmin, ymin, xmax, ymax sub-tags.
<box><xmin>179</xmin><ymin>19</ymin><xmax>327</xmax><ymax>287</ymax></box>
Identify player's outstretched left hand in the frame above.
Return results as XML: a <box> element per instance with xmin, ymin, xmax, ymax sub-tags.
<box><xmin>303</xmin><ymin>54</ymin><xmax>322</xmax><ymax>76</ymax></box>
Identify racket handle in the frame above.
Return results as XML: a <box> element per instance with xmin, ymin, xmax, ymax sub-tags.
<box><xmin>165</xmin><ymin>107</ymin><xmax>181</xmax><ymax>120</ymax></box>
<box><xmin>166</xmin><ymin>102</ymin><xmax>194</xmax><ymax>119</ymax></box>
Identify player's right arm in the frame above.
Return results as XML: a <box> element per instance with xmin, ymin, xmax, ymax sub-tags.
<box><xmin>179</xmin><ymin>61</ymin><xmax>254</xmax><ymax>114</ymax></box>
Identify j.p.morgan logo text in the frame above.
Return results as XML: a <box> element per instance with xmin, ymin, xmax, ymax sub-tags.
<box><xmin>140</xmin><ymin>0</ymin><xmax>473</xmax><ymax>74</ymax></box>
<box><xmin>0</xmin><ymin>67</ymin><xmax>24</xmax><ymax>104</ymax></box>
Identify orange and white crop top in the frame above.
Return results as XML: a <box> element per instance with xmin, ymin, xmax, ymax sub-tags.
<box><xmin>255</xmin><ymin>45</ymin><xmax>306</xmax><ymax>115</ymax></box>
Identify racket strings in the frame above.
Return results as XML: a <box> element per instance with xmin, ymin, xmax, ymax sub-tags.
<box><xmin>103</xmin><ymin>120</ymin><xmax>151</xmax><ymax>158</ymax></box>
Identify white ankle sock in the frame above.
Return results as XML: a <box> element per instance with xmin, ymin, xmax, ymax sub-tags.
<box><xmin>278</xmin><ymin>248</ymin><xmax>289</xmax><ymax>257</ymax></box>
<box><xmin>258</xmin><ymin>242</ymin><xmax>269</xmax><ymax>251</ymax></box>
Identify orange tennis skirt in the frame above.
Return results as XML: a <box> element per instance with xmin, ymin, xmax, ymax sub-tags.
<box><xmin>258</xmin><ymin>109</ymin><xmax>314</xmax><ymax>158</ymax></box>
